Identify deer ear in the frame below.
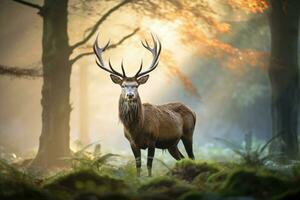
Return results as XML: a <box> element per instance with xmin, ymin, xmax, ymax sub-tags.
<box><xmin>137</xmin><ymin>75</ymin><xmax>149</xmax><ymax>85</ymax></box>
<box><xmin>110</xmin><ymin>74</ymin><xmax>123</xmax><ymax>85</ymax></box>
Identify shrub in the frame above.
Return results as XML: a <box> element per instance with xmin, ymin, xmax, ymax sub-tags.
<box><xmin>215</xmin><ymin>132</ymin><xmax>279</xmax><ymax>166</ymax></box>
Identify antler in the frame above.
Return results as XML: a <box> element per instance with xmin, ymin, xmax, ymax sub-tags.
<box><xmin>94</xmin><ymin>33</ymin><xmax>161</xmax><ymax>79</ymax></box>
<box><xmin>135</xmin><ymin>34</ymin><xmax>162</xmax><ymax>78</ymax></box>
<box><xmin>93</xmin><ymin>34</ymin><xmax>126</xmax><ymax>78</ymax></box>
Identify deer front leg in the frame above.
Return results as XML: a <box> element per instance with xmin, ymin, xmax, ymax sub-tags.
<box><xmin>130</xmin><ymin>144</ymin><xmax>141</xmax><ymax>177</ymax></box>
<box><xmin>147</xmin><ymin>145</ymin><xmax>155</xmax><ymax>177</ymax></box>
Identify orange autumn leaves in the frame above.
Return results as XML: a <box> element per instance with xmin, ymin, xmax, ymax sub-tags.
<box><xmin>180</xmin><ymin>22</ymin><xmax>269</xmax><ymax>72</ymax></box>
<box><xmin>176</xmin><ymin>0</ymin><xmax>269</xmax><ymax>72</ymax></box>
<box><xmin>161</xmin><ymin>51</ymin><xmax>202</xmax><ymax>100</ymax></box>
<box><xmin>226</xmin><ymin>0</ymin><xmax>269</xmax><ymax>13</ymax></box>
<box><xmin>140</xmin><ymin>0</ymin><xmax>269</xmax><ymax>99</ymax></box>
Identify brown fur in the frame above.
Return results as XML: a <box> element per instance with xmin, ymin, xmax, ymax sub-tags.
<box><xmin>119</xmin><ymin>94</ymin><xmax>196</xmax><ymax>151</ymax></box>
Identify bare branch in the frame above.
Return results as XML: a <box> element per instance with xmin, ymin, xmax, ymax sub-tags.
<box><xmin>70</xmin><ymin>52</ymin><xmax>94</xmax><ymax>65</ymax></box>
<box><xmin>13</xmin><ymin>0</ymin><xmax>42</xmax><ymax>10</ymax></box>
<box><xmin>70</xmin><ymin>27</ymin><xmax>140</xmax><ymax>65</ymax></box>
<box><xmin>0</xmin><ymin>65</ymin><xmax>42</xmax><ymax>79</ymax></box>
<box><xmin>71</xmin><ymin>0</ymin><xmax>132</xmax><ymax>50</ymax></box>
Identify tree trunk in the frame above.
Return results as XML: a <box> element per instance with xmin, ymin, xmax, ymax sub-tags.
<box><xmin>79</xmin><ymin>62</ymin><xmax>90</xmax><ymax>145</ymax></box>
<box><xmin>30</xmin><ymin>0</ymin><xmax>72</xmax><ymax>169</ymax></box>
<box><xmin>269</xmin><ymin>0</ymin><xmax>300</xmax><ymax>159</ymax></box>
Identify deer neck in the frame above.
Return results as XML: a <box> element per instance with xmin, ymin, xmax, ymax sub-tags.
<box><xmin>119</xmin><ymin>94</ymin><xmax>144</xmax><ymax>131</ymax></box>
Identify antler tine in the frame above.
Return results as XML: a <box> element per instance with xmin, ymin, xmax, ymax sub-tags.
<box><xmin>121</xmin><ymin>59</ymin><xmax>126</xmax><ymax>77</ymax></box>
<box><xmin>108</xmin><ymin>59</ymin><xmax>124</xmax><ymax>77</ymax></box>
<box><xmin>94</xmin><ymin>34</ymin><xmax>125</xmax><ymax>78</ymax></box>
<box><xmin>134</xmin><ymin>59</ymin><xmax>143</xmax><ymax>77</ymax></box>
<box><xmin>141</xmin><ymin>40</ymin><xmax>151</xmax><ymax>51</ymax></box>
<box><xmin>136</xmin><ymin>34</ymin><xmax>161</xmax><ymax>78</ymax></box>
<box><xmin>93</xmin><ymin>35</ymin><xmax>110</xmax><ymax>66</ymax></box>
<box><xmin>151</xmin><ymin>33</ymin><xmax>158</xmax><ymax>50</ymax></box>
<box><xmin>95</xmin><ymin>59</ymin><xmax>113</xmax><ymax>74</ymax></box>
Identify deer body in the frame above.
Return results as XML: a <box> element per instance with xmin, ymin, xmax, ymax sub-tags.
<box><xmin>94</xmin><ymin>34</ymin><xmax>196</xmax><ymax>176</ymax></box>
<box><xmin>120</xmin><ymin>99</ymin><xmax>195</xmax><ymax>150</ymax></box>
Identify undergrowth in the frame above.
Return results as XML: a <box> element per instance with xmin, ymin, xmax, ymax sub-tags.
<box><xmin>1</xmin><ymin>141</ymin><xmax>300</xmax><ymax>200</ymax></box>
<box><xmin>215</xmin><ymin>132</ymin><xmax>281</xmax><ymax>167</ymax></box>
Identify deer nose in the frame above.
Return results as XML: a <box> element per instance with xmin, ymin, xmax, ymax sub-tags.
<box><xmin>127</xmin><ymin>93</ymin><xmax>134</xmax><ymax>99</ymax></box>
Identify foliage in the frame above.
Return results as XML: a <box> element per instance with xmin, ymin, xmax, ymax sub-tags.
<box><xmin>62</xmin><ymin>141</ymin><xmax>119</xmax><ymax>171</ymax></box>
<box><xmin>215</xmin><ymin>132</ymin><xmax>280</xmax><ymax>166</ymax></box>
<box><xmin>44</xmin><ymin>169</ymin><xmax>128</xmax><ymax>193</ymax></box>
<box><xmin>170</xmin><ymin>159</ymin><xmax>219</xmax><ymax>182</ymax></box>
<box><xmin>220</xmin><ymin>169</ymin><xmax>289</xmax><ymax>198</ymax></box>
<box><xmin>179</xmin><ymin>191</ymin><xmax>221</xmax><ymax>200</ymax></box>
<box><xmin>0</xmin><ymin>159</ymin><xmax>57</xmax><ymax>200</ymax></box>
<box><xmin>139</xmin><ymin>176</ymin><xmax>195</xmax><ymax>199</ymax></box>
<box><xmin>1</xmin><ymin>157</ymin><xmax>300</xmax><ymax>200</ymax></box>
<box><xmin>139</xmin><ymin>176</ymin><xmax>179</xmax><ymax>191</ymax></box>
<box><xmin>0</xmin><ymin>158</ymin><xmax>31</xmax><ymax>183</ymax></box>
<box><xmin>0</xmin><ymin>178</ymin><xmax>55</xmax><ymax>200</ymax></box>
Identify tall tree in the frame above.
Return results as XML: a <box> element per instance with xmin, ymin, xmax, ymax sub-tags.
<box><xmin>2</xmin><ymin>0</ymin><xmax>138</xmax><ymax>170</ymax></box>
<box><xmin>30</xmin><ymin>0</ymin><xmax>72</xmax><ymax>168</ymax></box>
<box><xmin>268</xmin><ymin>0</ymin><xmax>300</xmax><ymax>159</ymax></box>
<box><xmin>32</xmin><ymin>0</ymin><xmax>138</xmax><ymax>169</ymax></box>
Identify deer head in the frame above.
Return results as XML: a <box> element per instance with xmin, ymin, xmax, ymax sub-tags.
<box><xmin>93</xmin><ymin>34</ymin><xmax>161</xmax><ymax>102</ymax></box>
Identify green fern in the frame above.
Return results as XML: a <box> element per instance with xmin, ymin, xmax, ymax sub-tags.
<box><xmin>0</xmin><ymin>158</ymin><xmax>33</xmax><ymax>183</ymax></box>
<box><xmin>62</xmin><ymin>141</ymin><xmax>119</xmax><ymax>170</ymax></box>
<box><xmin>215</xmin><ymin>133</ymin><xmax>280</xmax><ymax>166</ymax></box>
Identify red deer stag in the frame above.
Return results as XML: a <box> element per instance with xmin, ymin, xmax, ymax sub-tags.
<box><xmin>93</xmin><ymin>34</ymin><xmax>196</xmax><ymax>177</ymax></box>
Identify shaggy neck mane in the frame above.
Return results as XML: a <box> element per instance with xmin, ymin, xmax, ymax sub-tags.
<box><xmin>119</xmin><ymin>95</ymin><xmax>144</xmax><ymax>131</ymax></box>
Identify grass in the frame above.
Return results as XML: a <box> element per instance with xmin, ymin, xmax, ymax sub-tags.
<box><xmin>1</xmin><ymin>158</ymin><xmax>300</xmax><ymax>200</ymax></box>
<box><xmin>220</xmin><ymin>169</ymin><xmax>289</xmax><ymax>198</ymax></box>
<box><xmin>1</xmin><ymin>140</ymin><xmax>300</xmax><ymax>200</ymax></box>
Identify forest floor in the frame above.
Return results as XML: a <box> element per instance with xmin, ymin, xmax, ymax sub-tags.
<box><xmin>1</xmin><ymin>156</ymin><xmax>300</xmax><ymax>200</ymax></box>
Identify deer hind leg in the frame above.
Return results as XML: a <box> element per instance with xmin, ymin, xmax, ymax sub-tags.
<box><xmin>168</xmin><ymin>146</ymin><xmax>185</xmax><ymax>160</ymax></box>
<box><xmin>181</xmin><ymin>136</ymin><xmax>195</xmax><ymax>160</ymax></box>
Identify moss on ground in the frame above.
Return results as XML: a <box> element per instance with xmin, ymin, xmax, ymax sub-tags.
<box><xmin>74</xmin><ymin>192</ymin><xmax>132</xmax><ymax>200</ymax></box>
<box><xmin>1</xmin><ymin>159</ymin><xmax>300</xmax><ymax>200</ymax></box>
<box><xmin>220</xmin><ymin>169</ymin><xmax>290</xmax><ymax>199</ymax></box>
<box><xmin>139</xmin><ymin>176</ymin><xmax>195</xmax><ymax>199</ymax></box>
<box><xmin>170</xmin><ymin>159</ymin><xmax>219</xmax><ymax>182</ymax></box>
<box><xmin>45</xmin><ymin>169</ymin><xmax>127</xmax><ymax>189</ymax></box>
<box><xmin>0</xmin><ymin>176</ymin><xmax>57</xmax><ymax>200</ymax></box>
<box><xmin>178</xmin><ymin>191</ymin><xmax>223</xmax><ymax>200</ymax></box>
<box><xmin>43</xmin><ymin>169</ymin><xmax>130</xmax><ymax>200</ymax></box>
<box><xmin>273</xmin><ymin>184</ymin><xmax>300</xmax><ymax>200</ymax></box>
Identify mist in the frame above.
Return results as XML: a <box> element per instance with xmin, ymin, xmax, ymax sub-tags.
<box><xmin>0</xmin><ymin>0</ymin><xmax>272</xmax><ymax>158</ymax></box>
